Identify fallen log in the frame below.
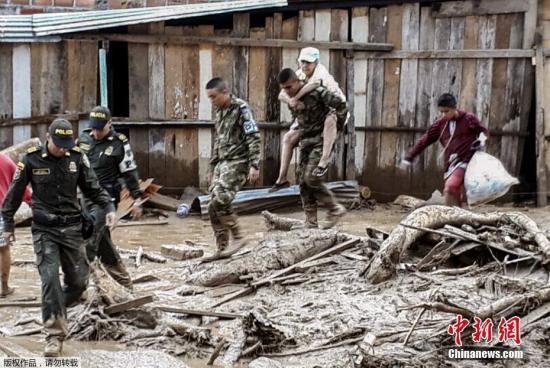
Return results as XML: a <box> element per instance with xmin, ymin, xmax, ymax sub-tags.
<box><xmin>0</xmin><ymin>301</ymin><xmax>41</xmax><ymax>308</ymax></box>
<box><xmin>262</xmin><ymin>211</ymin><xmax>302</xmax><ymax>231</ymax></box>
<box><xmin>365</xmin><ymin>205</ymin><xmax>550</xmax><ymax>284</ymax></box>
<box><xmin>133</xmin><ymin>273</ymin><xmax>160</xmax><ymax>284</ymax></box>
<box><xmin>207</xmin><ymin>338</ymin><xmax>226</xmax><ymax>365</ymax></box>
<box><xmin>210</xmin><ymin>237</ymin><xmax>360</xmax><ymax>308</ymax></box>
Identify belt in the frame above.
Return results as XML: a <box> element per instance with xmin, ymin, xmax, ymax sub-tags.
<box><xmin>33</xmin><ymin>212</ymin><xmax>81</xmax><ymax>227</ymax></box>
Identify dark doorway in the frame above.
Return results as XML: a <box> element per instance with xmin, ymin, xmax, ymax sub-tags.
<box><xmin>107</xmin><ymin>41</ymin><xmax>129</xmax><ymax>117</ymax></box>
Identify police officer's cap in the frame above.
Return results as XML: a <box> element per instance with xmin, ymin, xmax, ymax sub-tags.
<box><xmin>48</xmin><ymin>119</ymin><xmax>75</xmax><ymax>149</ymax></box>
<box><xmin>89</xmin><ymin>105</ymin><xmax>112</xmax><ymax>129</ymax></box>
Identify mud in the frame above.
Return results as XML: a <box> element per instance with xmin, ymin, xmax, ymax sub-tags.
<box><xmin>1</xmin><ymin>204</ymin><xmax>550</xmax><ymax>367</ymax></box>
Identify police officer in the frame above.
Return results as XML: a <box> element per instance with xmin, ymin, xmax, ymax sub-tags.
<box><xmin>206</xmin><ymin>77</ymin><xmax>261</xmax><ymax>255</ymax></box>
<box><xmin>277</xmin><ymin>68</ymin><xmax>347</xmax><ymax>228</ymax></box>
<box><xmin>78</xmin><ymin>106</ymin><xmax>142</xmax><ymax>289</ymax></box>
<box><xmin>1</xmin><ymin>119</ymin><xmax>115</xmax><ymax>357</ymax></box>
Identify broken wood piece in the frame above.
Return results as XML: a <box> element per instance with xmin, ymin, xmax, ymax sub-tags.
<box><xmin>399</xmin><ymin>223</ymin><xmax>464</xmax><ymax>240</ymax></box>
<box><xmin>104</xmin><ymin>295</ymin><xmax>154</xmax><ymax>315</ymax></box>
<box><xmin>133</xmin><ymin>273</ymin><xmax>161</xmax><ymax>284</ymax></box>
<box><xmin>260</xmin><ymin>335</ymin><xmax>365</xmax><ymax>357</ymax></box>
<box><xmin>240</xmin><ymin>341</ymin><xmax>261</xmax><ymax>357</ymax></box>
<box><xmin>148</xmin><ymin>192</ymin><xmax>181</xmax><ymax>211</ymax></box>
<box><xmin>521</xmin><ymin>302</ymin><xmax>550</xmax><ymax>331</ymax></box>
<box><xmin>365</xmin><ymin>226</ymin><xmax>389</xmax><ymax>240</ymax></box>
<box><xmin>161</xmin><ymin>244</ymin><xmax>204</xmax><ymax>261</ymax></box>
<box><xmin>117</xmin><ymin>219</ymin><xmax>169</xmax><ymax>227</ymax></box>
<box><xmin>415</xmin><ymin>240</ymin><xmax>452</xmax><ymax>271</ymax></box>
<box><xmin>157</xmin><ymin>305</ymin><xmax>245</xmax><ymax>319</ymax></box>
<box><xmin>428</xmin><ymin>264</ymin><xmax>478</xmax><ymax>276</ymax></box>
<box><xmin>136</xmin><ymin>246</ymin><xmax>144</xmax><ymax>268</ymax></box>
<box><xmin>341</xmin><ymin>252</ymin><xmax>369</xmax><ymax>261</ymax></box>
<box><xmin>450</xmin><ymin>242</ymin><xmax>482</xmax><ymax>256</ymax></box>
<box><xmin>0</xmin><ymin>301</ymin><xmax>41</xmax><ymax>308</ymax></box>
<box><xmin>208</xmin><ymin>338</ymin><xmax>227</xmax><ymax>365</ymax></box>
<box><xmin>11</xmin><ymin>327</ymin><xmax>42</xmax><ymax>337</ymax></box>
<box><xmin>262</xmin><ymin>211</ymin><xmax>302</xmax><ymax>231</ymax></box>
<box><xmin>403</xmin><ymin>308</ymin><xmax>426</xmax><ymax>346</ymax></box>
<box><xmin>295</xmin><ymin>257</ymin><xmax>337</xmax><ymax>272</ymax></box>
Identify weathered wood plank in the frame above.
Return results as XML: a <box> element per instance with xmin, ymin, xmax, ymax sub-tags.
<box><xmin>31</xmin><ymin>43</ymin><xmax>63</xmax><ymax>116</ymax></box>
<box><xmin>0</xmin><ymin>127</ymin><xmax>14</xmax><ymax>151</ymax></box>
<box><xmin>475</xmin><ymin>16</ymin><xmax>496</xmax><ymax>129</ymax></box>
<box><xmin>416</xmin><ymin>6</ymin><xmax>436</xmax><ymax>191</ymax></box>
<box><xmin>351</xmin><ymin>7</ymin><xmax>368</xmax><ymax>177</ymax></box>
<box><xmin>397</xmin><ymin>3</ymin><xmax>420</xmax><ymax>191</ymax></box>
<box><xmin>80</xmin><ymin>41</ymin><xmax>98</xmax><ymax>112</ymax></box>
<box><xmin>233</xmin><ymin>13</ymin><xmax>250</xmax><ymax>100</ymax></box>
<box><xmin>488</xmin><ymin>14</ymin><xmax>513</xmax><ymax>158</ymax></box>
<box><xmin>449</xmin><ymin>17</ymin><xmax>465</xmax><ymax>99</ymax></box>
<box><xmin>198</xmin><ymin>25</ymin><xmax>214</xmax><ymax>191</ymax></box>
<box><xmin>265</xmin><ymin>13</ymin><xmax>283</xmax><ymax>122</ymax></box>
<box><xmin>314</xmin><ymin>9</ymin><xmax>331</xmax><ymax>69</ymax></box>
<box><xmin>165</xmin><ymin>127</ymin><xmax>198</xmax><ymax>188</ymax></box>
<box><xmin>148</xmin><ymin>127</ymin><xmax>166</xmax><ymax>186</ymax></box>
<box><xmin>378</xmin><ymin>5</ymin><xmax>402</xmax><ymax>189</ymax></box>
<box><xmin>183</xmin><ymin>27</ymin><xmax>200</xmax><ymax>120</ymax></box>
<box><xmin>431</xmin><ymin>0</ymin><xmax>530</xmax><ymax>18</ymax></box>
<box><xmin>249</xmin><ymin>28</ymin><xmax>268</xmax><ymax>122</ymax></box>
<box><xmin>0</xmin><ymin>44</ymin><xmax>13</xmax><ymax>120</ymax></box>
<box><xmin>128</xmin><ymin>24</ymin><xmax>149</xmax><ymax>119</ymax></box>
<box><xmin>363</xmin><ymin>6</ymin><xmax>387</xmax><ymax>187</ymax></box>
<box><xmin>502</xmin><ymin>13</ymin><xmax>525</xmax><ymax>177</ymax></box>
<box><xmin>129</xmin><ymin>127</ymin><xmax>149</xmax><ymax>179</ymax></box>
<box><xmin>12</xmin><ymin>44</ymin><xmax>31</xmax><ymax>119</ymax></box>
<box><xmin>354</xmin><ymin>48</ymin><xmax>533</xmax><ymax>59</ymax></box>
<box><xmin>328</xmin><ymin>8</ymin><xmax>346</xmax><ymax>181</ymax></box>
<box><xmin>148</xmin><ymin>22</ymin><xmax>165</xmax><ymax>120</ymax></box>
<box><xmin>460</xmin><ymin>16</ymin><xmax>480</xmax><ymax>113</ymax></box>
<box><xmin>64</xmin><ymin>40</ymin><xmax>80</xmax><ymax>113</ymax></box>
<box><xmin>212</xmin><ymin>28</ymin><xmax>233</xmax><ymax>93</ymax></box>
<box><xmin>164</xmin><ymin>25</ymin><xmax>185</xmax><ymax>120</ymax></box>
<box><xmin>535</xmin><ymin>46</ymin><xmax>547</xmax><ymax>206</ymax></box>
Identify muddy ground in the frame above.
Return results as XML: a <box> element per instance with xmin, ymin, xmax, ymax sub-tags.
<box><xmin>1</xmin><ymin>203</ymin><xmax>550</xmax><ymax>367</ymax></box>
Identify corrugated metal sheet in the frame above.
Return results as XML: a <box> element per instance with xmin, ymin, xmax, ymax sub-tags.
<box><xmin>191</xmin><ymin>181</ymin><xmax>361</xmax><ymax>219</ymax></box>
<box><xmin>0</xmin><ymin>0</ymin><xmax>287</xmax><ymax>42</ymax></box>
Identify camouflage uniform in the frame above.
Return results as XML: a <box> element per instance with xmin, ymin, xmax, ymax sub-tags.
<box><xmin>1</xmin><ymin>145</ymin><xmax>114</xmax><ymax>343</ymax></box>
<box><xmin>290</xmin><ymin>85</ymin><xmax>348</xmax><ymax>227</ymax></box>
<box><xmin>78</xmin><ymin>128</ymin><xmax>141</xmax><ymax>289</ymax></box>
<box><xmin>209</xmin><ymin>96</ymin><xmax>261</xmax><ymax>251</ymax></box>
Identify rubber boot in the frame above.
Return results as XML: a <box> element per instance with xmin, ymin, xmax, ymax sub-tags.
<box><xmin>304</xmin><ymin>207</ymin><xmax>319</xmax><ymax>229</ymax></box>
<box><xmin>43</xmin><ymin>317</ymin><xmax>67</xmax><ymax>357</ymax></box>
<box><xmin>324</xmin><ymin>203</ymin><xmax>346</xmax><ymax>229</ymax></box>
<box><xmin>104</xmin><ymin>262</ymin><xmax>133</xmax><ymax>290</ymax></box>
<box><xmin>220</xmin><ymin>214</ymin><xmax>248</xmax><ymax>253</ymax></box>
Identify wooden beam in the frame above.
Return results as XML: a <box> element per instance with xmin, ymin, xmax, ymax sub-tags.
<box><xmin>104</xmin><ymin>295</ymin><xmax>154</xmax><ymax>315</ymax></box>
<box><xmin>356</xmin><ymin>125</ymin><xmax>528</xmax><ymax>137</ymax></box>
<box><xmin>431</xmin><ymin>0</ymin><xmax>530</xmax><ymax>18</ymax></box>
<box><xmin>63</xmin><ymin>33</ymin><xmax>393</xmax><ymax>51</ymax></box>
<box><xmin>156</xmin><ymin>305</ymin><xmax>244</xmax><ymax>319</ymax></box>
<box><xmin>356</xmin><ymin>49</ymin><xmax>533</xmax><ymax>60</ymax></box>
<box><xmin>0</xmin><ymin>113</ymin><xmax>80</xmax><ymax>128</ymax></box>
<box><xmin>536</xmin><ymin>47</ymin><xmax>547</xmax><ymax>207</ymax></box>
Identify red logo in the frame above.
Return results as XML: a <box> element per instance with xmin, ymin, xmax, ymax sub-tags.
<box><xmin>447</xmin><ymin>315</ymin><xmax>522</xmax><ymax>345</ymax></box>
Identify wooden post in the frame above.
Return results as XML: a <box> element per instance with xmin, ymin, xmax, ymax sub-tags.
<box><xmin>535</xmin><ymin>46</ymin><xmax>547</xmax><ymax>207</ymax></box>
<box><xmin>345</xmin><ymin>49</ymin><xmax>356</xmax><ymax>180</ymax></box>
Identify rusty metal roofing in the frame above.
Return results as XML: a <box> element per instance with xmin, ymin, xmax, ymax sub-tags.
<box><xmin>0</xmin><ymin>0</ymin><xmax>287</xmax><ymax>42</ymax></box>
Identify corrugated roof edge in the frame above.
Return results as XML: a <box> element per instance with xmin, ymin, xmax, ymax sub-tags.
<box><xmin>0</xmin><ymin>0</ymin><xmax>287</xmax><ymax>41</ymax></box>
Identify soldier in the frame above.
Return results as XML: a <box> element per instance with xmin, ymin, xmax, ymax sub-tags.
<box><xmin>77</xmin><ymin>106</ymin><xmax>143</xmax><ymax>289</ymax></box>
<box><xmin>206</xmin><ymin>77</ymin><xmax>260</xmax><ymax>255</ymax></box>
<box><xmin>1</xmin><ymin>119</ymin><xmax>115</xmax><ymax>357</ymax></box>
<box><xmin>277</xmin><ymin>68</ymin><xmax>347</xmax><ymax>228</ymax></box>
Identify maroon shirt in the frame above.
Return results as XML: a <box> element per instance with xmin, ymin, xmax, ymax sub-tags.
<box><xmin>406</xmin><ymin>110</ymin><xmax>489</xmax><ymax>171</ymax></box>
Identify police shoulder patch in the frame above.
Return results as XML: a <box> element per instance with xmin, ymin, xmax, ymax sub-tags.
<box><xmin>17</xmin><ymin>162</ymin><xmax>25</xmax><ymax>170</ymax></box>
<box><xmin>71</xmin><ymin>146</ymin><xmax>81</xmax><ymax>153</ymax></box>
<box><xmin>27</xmin><ymin>146</ymin><xmax>39</xmax><ymax>154</ymax></box>
<box><xmin>117</xmin><ymin>133</ymin><xmax>128</xmax><ymax>142</ymax></box>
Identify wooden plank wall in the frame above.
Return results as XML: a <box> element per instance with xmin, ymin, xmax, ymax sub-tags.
<box><xmin>351</xmin><ymin>3</ymin><xmax>534</xmax><ymax>201</ymax></box>
<box><xmin>0</xmin><ymin>0</ymin><xmax>537</xmax><ymax>198</ymax></box>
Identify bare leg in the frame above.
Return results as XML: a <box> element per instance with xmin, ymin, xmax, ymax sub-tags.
<box><xmin>275</xmin><ymin>129</ymin><xmax>301</xmax><ymax>184</ymax></box>
<box><xmin>318</xmin><ymin>113</ymin><xmax>338</xmax><ymax>169</ymax></box>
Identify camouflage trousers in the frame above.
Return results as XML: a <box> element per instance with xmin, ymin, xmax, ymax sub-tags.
<box><xmin>32</xmin><ymin>223</ymin><xmax>89</xmax><ymax>339</ymax></box>
<box><xmin>298</xmin><ymin>142</ymin><xmax>340</xmax><ymax>213</ymax></box>
<box><xmin>208</xmin><ymin>161</ymin><xmax>248</xmax><ymax>250</ymax></box>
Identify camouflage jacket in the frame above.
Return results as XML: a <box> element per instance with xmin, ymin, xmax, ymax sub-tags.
<box><xmin>210</xmin><ymin>96</ymin><xmax>261</xmax><ymax>169</ymax></box>
<box><xmin>291</xmin><ymin>85</ymin><xmax>349</xmax><ymax>145</ymax></box>
<box><xmin>1</xmin><ymin>145</ymin><xmax>114</xmax><ymax>232</ymax></box>
<box><xmin>77</xmin><ymin>129</ymin><xmax>141</xmax><ymax>200</ymax></box>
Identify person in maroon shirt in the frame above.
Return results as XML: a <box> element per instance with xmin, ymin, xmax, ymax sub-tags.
<box><xmin>401</xmin><ymin>93</ymin><xmax>489</xmax><ymax>207</ymax></box>
<box><xmin>0</xmin><ymin>153</ymin><xmax>32</xmax><ymax>297</ymax></box>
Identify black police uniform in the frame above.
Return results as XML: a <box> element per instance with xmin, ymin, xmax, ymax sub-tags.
<box><xmin>1</xmin><ymin>144</ymin><xmax>114</xmax><ymax>338</ymax></box>
<box><xmin>77</xmin><ymin>128</ymin><xmax>141</xmax><ymax>288</ymax></box>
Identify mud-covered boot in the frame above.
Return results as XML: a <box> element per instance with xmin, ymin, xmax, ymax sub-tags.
<box><xmin>44</xmin><ymin>336</ymin><xmax>63</xmax><ymax>357</ymax></box>
<box><xmin>104</xmin><ymin>262</ymin><xmax>133</xmax><ymax>290</ymax></box>
<box><xmin>323</xmin><ymin>203</ymin><xmax>346</xmax><ymax>229</ymax></box>
<box><xmin>304</xmin><ymin>208</ymin><xmax>318</xmax><ymax>229</ymax></box>
<box><xmin>221</xmin><ymin>214</ymin><xmax>248</xmax><ymax>254</ymax></box>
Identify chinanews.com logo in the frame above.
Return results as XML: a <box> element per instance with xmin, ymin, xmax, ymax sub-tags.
<box><xmin>446</xmin><ymin>314</ymin><xmax>524</xmax><ymax>360</ymax></box>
